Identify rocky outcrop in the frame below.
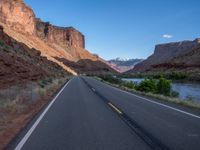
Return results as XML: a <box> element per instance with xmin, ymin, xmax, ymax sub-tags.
<box><xmin>0</xmin><ymin>0</ymin><xmax>35</xmax><ymax>35</ymax></box>
<box><xmin>35</xmin><ymin>19</ymin><xmax>85</xmax><ymax>48</ymax></box>
<box><xmin>0</xmin><ymin>0</ymin><xmax>113</xmax><ymax>75</ymax></box>
<box><xmin>0</xmin><ymin>0</ymin><xmax>85</xmax><ymax>49</ymax></box>
<box><xmin>131</xmin><ymin>38</ymin><xmax>200</xmax><ymax>72</ymax></box>
<box><xmin>0</xmin><ymin>25</ymin><xmax>69</xmax><ymax>88</ymax></box>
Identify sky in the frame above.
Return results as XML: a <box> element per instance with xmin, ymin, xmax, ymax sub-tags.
<box><xmin>24</xmin><ymin>0</ymin><xmax>200</xmax><ymax>60</ymax></box>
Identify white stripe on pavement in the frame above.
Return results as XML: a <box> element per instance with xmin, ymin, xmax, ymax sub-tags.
<box><xmin>94</xmin><ymin>78</ymin><xmax>200</xmax><ymax>120</ymax></box>
<box><xmin>14</xmin><ymin>78</ymin><xmax>73</xmax><ymax>150</ymax></box>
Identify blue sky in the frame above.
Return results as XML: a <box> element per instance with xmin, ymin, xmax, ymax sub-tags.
<box><xmin>25</xmin><ymin>0</ymin><xmax>200</xmax><ymax>60</ymax></box>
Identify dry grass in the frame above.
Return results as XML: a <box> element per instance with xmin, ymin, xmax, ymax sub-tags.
<box><xmin>0</xmin><ymin>77</ymin><xmax>69</xmax><ymax>149</ymax></box>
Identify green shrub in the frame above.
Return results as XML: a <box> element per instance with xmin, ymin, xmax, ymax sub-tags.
<box><xmin>39</xmin><ymin>78</ymin><xmax>52</xmax><ymax>88</ymax></box>
<box><xmin>168</xmin><ymin>72</ymin><xmax>187</xmax><ymax>80</ymax></box>
<box><xmin>156</xmin><ymin>78</ymin><xmax>171</xmax><ymax>96</ymax></box>
<box><xmin>99</xmin><ymin>75</ymin><xmax>122</xmax><ymax>85</ymax></box>
<box><xmin>0</xmin><ymin>40</ymin><xmax>4</xmax><ymax>46</ymax></box>
<box><xmin>171</xmin><ymin>91</ymin><xmax>179</xmax><ymax>97</ymax></box>
<box><xmin>100</xmin><ymin>75</ymin><xmax>180</xmax><ymax>98</ymax></box>
<box><xmin>152</xmin><ymin>73</ymin><xmax>164</xmax><ymax>79</ymax></box>
<box><xmin>136</xmin><ymin>79</ymin><xmax>157</xmax><ymax>93</ymax></box>
<box><xmin>122</xmin><ymin>81</ymin><xmax>135</xmax><ymax>89</ymax></box>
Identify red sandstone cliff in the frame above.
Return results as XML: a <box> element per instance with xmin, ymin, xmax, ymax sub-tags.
<box><xmin>0</xmin><ymin>0</ymin><xmax>35</xmax><ymax>35</ymax></box>
<box><xmin>35</xmin><ymin>19</ymin><xmax>85</xmax><ymax>49</ymax></box>
<box><xmin>129</xmin><ymin>38</ymin><xmax>200</xmax><ymax>73</ymax></box>
<box><xmin>0</xmin><ymin>25</ymin><xmax>70</xmax><ymax>88</ymax></box>
<box><xmin>0</xmin><ymin>0</ymin><xmax>84</xmax><ymax>49</ymax></box>
<box><xmin>0</xmin><ymin>0</ymin><xmax>114</xmax><ymax>75</ymax></box>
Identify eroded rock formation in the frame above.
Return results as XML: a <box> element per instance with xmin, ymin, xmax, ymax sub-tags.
<box><xmin>131</xmin><ymin>38</ymin><xmax>200</xmax><ymax>72</ymax></box>
<box><xmin>0</xmin><ymin>0</ymin><xmax>35</xmax><ymax>35</ymax></box>
<box><xmin>0</xmin><ymin>0</ymin><xmax>85</xmax><ymax>49</ymax></box>
<box><xmin>36</xmin><ymin>19</ymin><xmax>85</xmax><ymax>48</ymax></box>
<box><xmin>0</xmin><ymin>0</ymin><xmax>114</xmax><ymax>75</ymax></box>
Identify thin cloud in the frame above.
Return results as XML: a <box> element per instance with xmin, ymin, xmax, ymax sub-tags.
<box><xmin>162</xmin><ymin>34</ymin><xmax>173</xmax><ymax>39</ymax></box>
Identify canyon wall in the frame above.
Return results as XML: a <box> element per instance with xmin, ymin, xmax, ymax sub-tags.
<box><xmin>0</xmin><ymin>0</ymin><xmax>35</xmax><ymax>35</ymax></box>
<box><xmin>35</xmin><ymin>19</ymin><xmax>85</xmax><ymax>48</ymax></box>
<box><xmin>0</xmin><ymin>0</ymin><xmax>114</xmax><ymax>75</ymax></box>
<box><xmin>0</xmin><ymin>0</ymin><xmax>85</xmax><ymax>49</ymax></box>
<box><xmin>131</xmin><ymin>38</ymin><xmax>200</xmax><ymax>72</ymax></box>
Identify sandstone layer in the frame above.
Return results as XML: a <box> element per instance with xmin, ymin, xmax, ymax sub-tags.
<box><xmin>130</xmin><ymin>38</ymin><xmax>200</xmax><ymax>72</ymax></box>
<box><xmin>0</xmin><ymin>0</ymin><xmax>114</xmax><ymax>75</ymax></box>
<box><xmin>0</xmin><ymin>25</ymin><xmax>69</xmax><ymax>89</ymax></box>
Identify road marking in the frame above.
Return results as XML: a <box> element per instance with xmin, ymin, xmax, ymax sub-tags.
<box><xmin>188</xmin><ymin>134</ymin><xmax>199</xmax><ymax>137</ymax></box>
<box><xmin>108</xmin><ymin>102</ymin><xmax>123</xmax><ymax>115</ymax></box>
<box><xmin>100</xmin><ymin>80</ymin><xmax>200</xmax><ymax>119</ymax></box>
<box><xmin>14</xmin><ymin>79</ymin><xmax>72</xmax><ymax>150</ymax></box>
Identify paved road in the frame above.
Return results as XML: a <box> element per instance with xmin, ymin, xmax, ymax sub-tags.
<box><xmin>8</xmin><ymin>77</ymin><xmax>200</xmax><ymax>150</ymax></box>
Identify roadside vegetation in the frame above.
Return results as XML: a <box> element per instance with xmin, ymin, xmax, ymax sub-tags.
<box><xmin>119</xmin><ymin>71</ymin><xmax>200</xmax><ymax>82</ymax></box>
<box><xmin>97</xmin><ymin>75</ymin><xmax>200</xmax><ymax>110</ymax></box>
<box><xmin>0</xmin><ymin>77</ymin><xmax>69</xmax><ymax>149</ymax></box>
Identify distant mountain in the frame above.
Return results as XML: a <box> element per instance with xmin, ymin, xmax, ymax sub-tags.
<box><xmin>127</xmin><ymin>38</ymin><xmax>200</xmax><ymax>73</ymax></box>
<box><xmin>108</xmin><ymin>58</ymin><xmax>143</xmax><ymax>72</ymax></box>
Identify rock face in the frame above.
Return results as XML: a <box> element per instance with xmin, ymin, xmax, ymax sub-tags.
<box><xmin>0</xmin><ymin>25</ymin><xmax>69</xmax><ymax>89</ymax></box>
<box><xmin>132</xmin><ymin>38</ymin><xmax>200</xmax><ymax>72</ymax></box>
<box><xmin>0</xmin><ymin>0</ymin><xmax>113</xmax><ymax>75</ymax></box>
<box><xmin>35</xmin><ymin>19</ymin><xmax>85</xmax><ymax>48</ymax></box>
<box><xmin>0</xmin><ymin>0</ymin><xmax>35</xmax><ymax>35</ymax></box>
<box><xmin>0</xmin><ymin>0</ymin><xmax>85</xmax><ymax>49</ymax></box>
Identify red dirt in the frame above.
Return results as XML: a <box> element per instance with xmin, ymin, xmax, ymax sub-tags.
<box><xmin>0</xmin><ymin>84</ymin><xmax>62</xmax><ymax>150</ymax></box>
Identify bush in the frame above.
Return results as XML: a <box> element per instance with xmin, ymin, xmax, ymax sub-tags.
<box><xmin>99</xmin><ymin>75</ymin><xmax>122</xmax><ymax>85</ymax></box>
<box><xmin>38</xmin><ymin>78</ymin><xmax>53</xmax><ymax>88</ymax></box>
<box><xmin>171</xmin><ymin>91</ymin><xmax>179</xmax><ymax>97</ymax></box>
<box><xmin>135</xmin><ymin>79</ymin><xmax>157</xmax><ymax>93</ymax></box>
<box><xmin>122</xmin><ymin>81</ymin><xmax>135</xmax><ymax>89</ymax></box>
<box><xmin>168</xmin><ymin>72</ymin><xmax>187</xmax><ymax>80</ymax></box>
<box><xmin>156</xmin><ymin>78</ymin><xmax>171</xmax><ymax>96</ymax></box>
<box><xmin>100</xmin><ymin>75</ymin><xmax>179</xmax><ymax>98</ymax></box>
<box><xmin>134</xmin><ymin>78</ymin><xmax>173</xmax><ymax>96</ymax></box>
<box><xmin>0</xmin><ymin>40</ymin><xmax>4</xmax><ymax>46</ymax></box>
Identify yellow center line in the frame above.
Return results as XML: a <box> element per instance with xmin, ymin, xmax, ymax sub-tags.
<box><xmin>108</xmin><ymin>102</ymin><xmax>123</xmax><ymax>115</ymax></box>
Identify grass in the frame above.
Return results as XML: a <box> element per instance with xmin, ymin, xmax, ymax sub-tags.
<box><xmin>0</xmin><ymin>77</ymin><xmax>67</xmax><ymax>114</ymax></box>
<box><xmin>0</xmin><ymin>76</ymin><xmax>69</xmax><ymax>133</ymax></box>
<box><xmin>0</xmin><ymin>77</ymin><xmax>70</xmax><ymax>149</ymax></box>
<box><xmin>96</xmin><ymin>77</ymin><xmax>200</xmax><ymax>110</ymax></box>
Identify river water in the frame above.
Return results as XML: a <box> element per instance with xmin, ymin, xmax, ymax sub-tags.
<box><xmin>122</xmin><ymin>78</ymin><xmax>200</xmax><ymax>102</ymax></box>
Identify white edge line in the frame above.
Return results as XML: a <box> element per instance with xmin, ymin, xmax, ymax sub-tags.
<box><xmin>97</xmin><ymin>79</ymin><xmax>200</xmax><ymax>119</ymax></box>
<box><xmin>14</xmin><ymin>78</ymin><xmax>73</xmax><ymax>150</ymax></box>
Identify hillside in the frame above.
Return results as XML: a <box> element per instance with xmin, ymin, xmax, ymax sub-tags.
<box><xmin>128</xmin><ymin>38</ymin><xmax>200</xmax><ymax>73</ymax></box>
<box><xmin>0</xmin><ymin>0</ymin><xmax>114</xmax><ymax>75</ymax></box>
<box><xmin>0</xmin><ymin>25</ymin><xmax>69</xmax><ymax>89</ymax></box>
<box><xmin>152</xmin><ymin>44</ymin><xmax>200</xmax><ymax>70</ymax></box>
<box><xmin>108</xmin><ymin>58</ymin><xmax>143</xmax><ymax>72</ymax></box>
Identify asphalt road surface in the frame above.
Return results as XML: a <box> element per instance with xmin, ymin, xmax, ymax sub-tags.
<box><xmin>8</xmin><ymin>77</ymin><xmax>200</xmax><ymax>150</ymax></box>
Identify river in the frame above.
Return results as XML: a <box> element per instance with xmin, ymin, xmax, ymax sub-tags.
<box><xmin>122</xmin><ymin>78</ymin><xmax>200</xmax><ymax>102</ymax></box>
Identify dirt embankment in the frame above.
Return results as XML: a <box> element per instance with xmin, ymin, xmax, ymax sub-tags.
<box><xmin>0</xmin><ymin>25</ymin><xmax>71</xmax><ymax>149</ymax></box>
<box><xmin>0</xmin><ymin>78</ymin><xmax>69</xmax><ymax>150</ymax></box>
<box><xmin>0</xmin><ymin>25</ymin><xmax>70</xmax><ymax>88</ymax></box>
